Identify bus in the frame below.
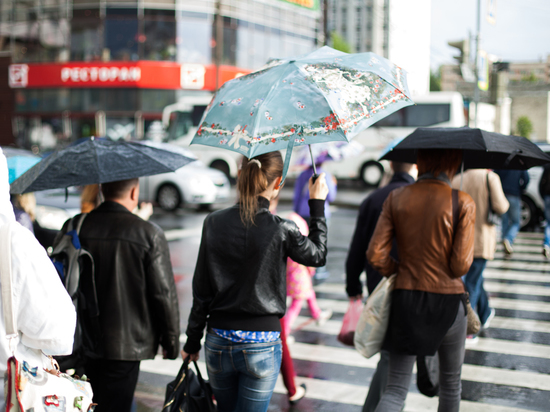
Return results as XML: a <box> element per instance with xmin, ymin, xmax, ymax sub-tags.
<box><xmin>319</xmin><ymin>91</ymin><xmax>467</xmax><ymax>186</ymax></box>
<box><xmin>161</xmin><ymin>91</ymin><xmax>467</xmax><ymax>185</ymax></box>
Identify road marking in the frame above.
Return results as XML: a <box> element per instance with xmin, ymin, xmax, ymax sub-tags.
<box><xmin>164</xmin><ymin>227</ymin><xmax>203</xmax><ymax>241</ymax></box>
<box><xmin>140</xmin><ymin>356</ymin><xmax>538</xmax><ymax>411</ymax></box>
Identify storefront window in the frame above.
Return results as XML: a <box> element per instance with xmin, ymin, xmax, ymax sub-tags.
<box><xmin>106</xmin><ymin>117</ymin><xmax>135</xmax><ymax>141</ymax></box>
<box><xmin>143</xmin><ymin>9</ymin><xmax>177</xmax><ymax>61</ymax></box>
<box><xmin>104</xmin><ymin>89</ymin><xmax>139</xmax><ymax>112</ymax></box>
<box><xmin>72</xmin><ymin>117</ymin><xmax>96</xmax><ymax>140</ymax></box>
<box><xmin>104</xmin><ymin>8</ymin><xmax>138</xmax><ymax>61</ymax></box>
<box><xmin>176</xmin><ymin>14</ymin><xmax>212</xmax><ymax>64</ymax></box>
<box><xmin>141</xmin><ymin>89</ymin><xmax>176</xmax><ymax>112</ymax></box>
<box><xmin>71</xmin><ymin>8</ymin><xmax>102</xmax><ymax>61</ymax></box>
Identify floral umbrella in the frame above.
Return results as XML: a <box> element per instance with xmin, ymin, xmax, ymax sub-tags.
<box><xmin>191</xmin><ymin>46</ymin><xmax>414</xmax><ymax>181</ymax></box>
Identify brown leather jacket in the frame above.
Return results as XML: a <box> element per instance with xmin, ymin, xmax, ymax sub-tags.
<box><xmin>367</xmin><ymin>178</ymin><xmax>475</xmax><ymax>294</ymax></box>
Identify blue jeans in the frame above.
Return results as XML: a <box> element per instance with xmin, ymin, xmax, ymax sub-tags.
<box><xmin>501</xmin><ymin>194</ymin><xmax>521</xmax><ymax>244</ymax></box>
<box><xmin>463</xmin><ymin>258</ymin><xmax>491</xmax><ymax>324</ymax></box>
<box><xmin>204</xmin><ymin>333</ymin><xmax>282</xmax><ymax>412</ymax></box>
<box><xmin>544</xmin><ymin>196</ymin><xmax>550</xmax><ymax>247</ymax></box>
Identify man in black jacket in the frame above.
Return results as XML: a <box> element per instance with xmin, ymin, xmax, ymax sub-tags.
<box><xmin>78</xmin><ymin>178</ymin><xmax>180</xmax><ymax>412</ymax></box>
<box><xmin>346</xmin><ymin>161</ymin><xmax>414</xmax><ymax>412</ymax></box>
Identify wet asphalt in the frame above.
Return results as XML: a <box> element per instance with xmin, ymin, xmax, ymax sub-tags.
<box><xmin>134</xmin><ymin>185</ymin><xmax>550</xmax><ymax>412</ymax></box>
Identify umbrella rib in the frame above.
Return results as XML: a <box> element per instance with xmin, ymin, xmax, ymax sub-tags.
<box><xmin>253</xmin><ymin>65</ymin><xmax>292</xmax><ymax>141</ymax></box>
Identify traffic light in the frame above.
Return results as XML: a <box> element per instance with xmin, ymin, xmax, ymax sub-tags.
<box><xmin>448</xmin><ymin>39</ymin><xmax>470</xmax><ymax>65</ymax></box>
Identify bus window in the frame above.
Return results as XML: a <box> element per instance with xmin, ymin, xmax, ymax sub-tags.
<box><xmin>375</xmin><ymin>103</ymin><xmax>451</xmax><ymax>128</ymax></box>
<box><xmin>404</xmin><ymin>103</ymin><xmax>451</xmax><ymax>127</ymax></box>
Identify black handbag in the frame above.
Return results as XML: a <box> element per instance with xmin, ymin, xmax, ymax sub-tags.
<box><xmin>487</xmin><ymin>173</ymin><xmax>501</xmax><ymax>225</ymax></box>
<box><xmin>162</xmin><ymin>358</ymin><xmax>217</xmax><ymax>412</ymax></box>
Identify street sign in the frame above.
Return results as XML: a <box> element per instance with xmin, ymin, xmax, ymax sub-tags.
<box><xmin>487</xmin><ymin>0</ymin><xmax>497</xmax><ymax>25</ymax></box>
<box><xmin>478</xmin><ymin>50</ymin><xmax>489</xmax><ymax>91</ymax></box>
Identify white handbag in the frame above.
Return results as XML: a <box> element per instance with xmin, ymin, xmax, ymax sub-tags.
<box><xmin>354</xmin><ymin>274</ymin><xmax>396</xmax><ymax>359</ymax></box>
<box><xmin>1</xmin><ymin>222</ymin><xmax>96</xmax><ymax>412</ymax></box>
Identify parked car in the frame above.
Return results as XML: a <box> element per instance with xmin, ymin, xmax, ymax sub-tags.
<box><xmin>520</xmin><ymin>143</ymin><xmax>550</xmax><ymax>230</ymax></box>
<box><xmin>138</xmin><ymin>142</ymin><xmax>231</xmax><ymax>211</ymax></box>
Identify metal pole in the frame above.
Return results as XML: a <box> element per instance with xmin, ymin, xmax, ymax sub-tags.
<box><xmin>473</xmin><ymin>0</ymin><xmax>481</xmax><ymax>128</ymax></box>
<box><xmin>215</xmin><ymin>0</ymin><xmax>223</xmax><ymax>91</ymax></box>
<box><xmin>323</xmin><ymin>0</ymin><xmax>328</xmax><ymax>46</ymax></box>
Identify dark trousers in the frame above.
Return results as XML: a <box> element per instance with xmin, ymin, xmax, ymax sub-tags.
<box><xmin>85</xmin><ymin>357</ymin><xmax>141</xmax><ymax>412</ymax></box>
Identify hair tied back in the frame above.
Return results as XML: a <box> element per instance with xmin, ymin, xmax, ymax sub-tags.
<box><xmin>249</xmin><ymin>159</ymin><xmax>262</xmax><ymax>169</ymax></box>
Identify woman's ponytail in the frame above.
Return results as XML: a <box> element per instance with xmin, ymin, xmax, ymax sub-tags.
<box><xmin>238</xmin><ymin>152</ymin><xmax>283</xmax><ymax>225</ymax></box>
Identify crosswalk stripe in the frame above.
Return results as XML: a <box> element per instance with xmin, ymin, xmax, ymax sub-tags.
<box><xmin>484</xmin><ymin>268</ymin><xmax>550</xmax><ymax>282</ymax></box>
<box><xmin>315</xmin><ymin>279</ymin><xmax>550</xmax><ymax>298</ymax></box>
<box><xmin>488</xmin><ymin>260</ymin><xmax>550</xmax><ymax>272</ymax></box>
<box><xmin>491</xmin><ymin>297</ymin><xmax>550</xmax><ymax>313</ymax></box>
<box><xmin>484</xmin><ymin>281</ymin><xmax>550</xmax><ymax>296</ymax></box>
<box><xmin>140</xmin><ymin>356</ymin><xmax>538</xmax><ymax>411</ymax></box>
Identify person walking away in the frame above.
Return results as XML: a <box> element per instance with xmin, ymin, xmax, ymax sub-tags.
<box><xmin>10</xmin><ymin>193</ymin><xmax>35</xmax><ymax>233</ymax></box>
<box><xmin>368</xmin><ymin>149</ymin><xmax>475</xmax><ymax>412</ymax></box>
<box><xmin>0</xmin><ymin>148</ymin><xmax>76</xmax><ymax>407</ymax></box>
<box><xmin>539</xmin><ymin>164</ymin><xmax>550</xmax><ymax>258</ymax></box>
<box><xmin>494</xmin><ymin>169</ymin><xmax>529</xmax><ymax>255</ymax></box>
<box><xmin>283</xmin><ymin>211</ymin><xmax>332</xmax><ymax>337</ymax></box>
<box><xmin>345</xmin><ymin>161</ymin><xmax>415</xmax><ymax>412</ymax></box>
<box><xmin>452</xmin><ymin>169</ymin><xmax>508</xmax><ymax>343</ymax></box>
<box><xmin>65</xmin><ymin>178</ymin><xmax>180</xmax><ymax>412</ymax></box>
<box><xmin>182</xmin><ymin>152</ymin><xmax>329</xmax><ymax>412</ymax></box>
<box><xmin>293</xmin><ymin>162</ymin><xmax>337</xmax><ymax>283</ymax></box>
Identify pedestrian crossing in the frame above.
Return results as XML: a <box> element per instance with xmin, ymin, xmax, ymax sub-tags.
<box><xmin>136</xmin><ymin>232</ymin><xmax>550</xmax><ymax>411</ymax></box>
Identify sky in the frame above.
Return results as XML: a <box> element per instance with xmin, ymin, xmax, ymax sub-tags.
<box><xmin>430</xmin><ymin>0</ymin><xmax>550</xmax><ymax>70</ymax></box>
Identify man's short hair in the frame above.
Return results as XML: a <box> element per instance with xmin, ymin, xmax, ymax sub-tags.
<box><xmin>391</xmin><ymin>161</ymin><xmax>414</xmax><ymax>174</ymax></box>
<box><xmin>101</xmin><ymin>178</ymin><xmax>139</xmax><ymax>200</ymax></box>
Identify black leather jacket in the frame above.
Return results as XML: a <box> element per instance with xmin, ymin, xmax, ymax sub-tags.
<box><xmin>73</xmin><ymin>201</ymin><xmax>180</xmax><ymax>360</ymax></box>
<box><xmin>184</xmin><ymin>197</ymin><xmax>327</xmax><ymax>354</ymax></box>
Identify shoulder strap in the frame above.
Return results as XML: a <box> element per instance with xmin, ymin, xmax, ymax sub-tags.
<box><xmin>0</xmin><ymin>223</ymin><xmax>17</xmax><ymax>337</ymax></box>
<box><xmin>73</xmin><ymin>213</ymin><xmax>88</xmax><ymax>235</ymax></box>
<box><xmin>486</xmin><ymin>173</ymin><xmax>493</xmax><ymax>207</ymax></box>
<box><xmin>452</xmin><ymin>189</ymin><xmax>459</xmax><ymax>240</ymax></box>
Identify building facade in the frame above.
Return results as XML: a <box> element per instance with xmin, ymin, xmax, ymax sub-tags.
<box><xmin>0</xmin><ymin>0</ymin><xmax>321</xmax><ymax>150</ymax></box>
<box><xmin>327</xmin><ymin>0</ymin><xmax>430</xmax><ymax>96</ymax></box>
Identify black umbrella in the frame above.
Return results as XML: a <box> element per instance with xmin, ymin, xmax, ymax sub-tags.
<box><xmin>380</xmin><ymin>127</ymin><xmax>550</xmax><ymax>170</ymax></box>
<box><xmin>10</xmin><ymin>138</ymin><xmax>195</xmax><ymax>194</ymax></box>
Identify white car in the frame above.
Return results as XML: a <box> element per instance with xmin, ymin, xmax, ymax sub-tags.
<box><xmin>138</xmin><ymin>142</ymin><xmax>231</xmax><ymax>211</ymax></box>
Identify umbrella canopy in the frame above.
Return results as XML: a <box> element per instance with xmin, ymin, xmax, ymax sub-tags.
<box><xmin>10</xmin><ymin>138</ymin><xmax>195</xmax><ymax>194</ymax></box>
<box><xmin>191</xmin><ymin>46</ymin><xmax>413</xmax><ymax>180</ymax></box>
<box><xmin>295</xmin><ymin>141</ymin><xmax>364</xmax><ymax>166</ymax></box>
<box><xmin>7</xmin><ymin>156</ymin><xmax>41</xmax><ymax>184</ymax></box>
<box><xmin>380</xmin><ymin>127</ymin><xmax>550</xmax><ymax>170</ymax></box>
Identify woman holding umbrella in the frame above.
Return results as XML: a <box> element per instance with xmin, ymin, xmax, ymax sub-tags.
<box><xmin>181</xmin><ymin>151</ymin><xmax>329</xmax><ymax>412</ymax></box>
<box><xmin>367</xmin><ymin>149</ymin><xmax>475</xmax><ymax>412</ymax></box>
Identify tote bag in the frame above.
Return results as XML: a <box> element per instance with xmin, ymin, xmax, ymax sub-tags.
<box><xmin>354</xmin><ymin>274</ymin><xmax>396</xmax><ymax>358</ymax></box>
<box><xmin>1</xmin><ymin>223</ymin><xmax>96</xmax><ymax>412</ymax></box>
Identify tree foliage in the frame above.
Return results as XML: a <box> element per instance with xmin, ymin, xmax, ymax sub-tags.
<box><xmin>430</xmin><ymin>69</ymin><xmax>441</xmax><ymax>91</ymax></box>
<box><xmin>516</xmin><ymin>116</ymin><xmax>533</xmax><ymax>139</ymax></box>
<box><xmin>330</xmin><ymin>31</ymin><xmax>351</xmax><ymax>53</ymax></box>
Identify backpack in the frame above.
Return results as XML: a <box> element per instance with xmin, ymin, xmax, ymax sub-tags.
<box><xmin>50</xmin><ymin>213</ymin><xmax>101</xmax><ymax>373</ymax></box>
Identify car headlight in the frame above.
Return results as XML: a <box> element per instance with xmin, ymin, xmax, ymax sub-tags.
<box><xmin>34</xmin><ymin>205</ymin><xmax>72</xmax><ymax>230</ymax></box>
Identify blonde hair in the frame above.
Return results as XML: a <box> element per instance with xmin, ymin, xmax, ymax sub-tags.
<box><xmin>238</xmin><ymin>152</ymin><xmax>283</xmax><ymax>225</ymax></box>
<box><xmin>12</xmin><ymin>193</ymin><xmax>36</xmax><ymax>221</ymax></box>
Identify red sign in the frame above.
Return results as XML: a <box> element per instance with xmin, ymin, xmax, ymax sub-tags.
<box><xmin>8</xmin><ymin>61</ymin><xmax>249</xmax><ymax>91</ymax></box>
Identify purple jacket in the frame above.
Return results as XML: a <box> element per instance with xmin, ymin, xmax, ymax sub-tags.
<box><xmin>293</xmin><ymin>167</ymin><xmax>337</xmax><ymax>219</ymax></box>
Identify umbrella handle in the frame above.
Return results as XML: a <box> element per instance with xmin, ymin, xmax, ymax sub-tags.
<box><xmin>308</xmin><ymin>145</ymin><xmax>318</xmax><ymax>183</ymax></box>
